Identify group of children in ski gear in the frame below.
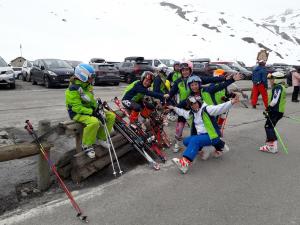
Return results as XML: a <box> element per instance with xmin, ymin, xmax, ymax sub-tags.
<box><xmin>65</xmin><ymin>60</ymin><xmax>288</xmax><ymax>174</ymax></box>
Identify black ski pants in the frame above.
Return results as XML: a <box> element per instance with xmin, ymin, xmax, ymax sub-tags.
<box><xmin>264</xmin><ymin>111</ymin><xmax>283</xmax><ymax>142</ymax></box>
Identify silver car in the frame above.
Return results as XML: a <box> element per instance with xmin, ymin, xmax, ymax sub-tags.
<box><xmin>0</xmin><ymin>56</ymin><xmax>15</xmax><ymax>89</ymax></box>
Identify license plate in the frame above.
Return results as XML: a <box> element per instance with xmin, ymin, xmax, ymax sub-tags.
<box><xmin>64</xmin><ymin>79</ymin><xmax>70</xmax><ymax>82</ymax></box>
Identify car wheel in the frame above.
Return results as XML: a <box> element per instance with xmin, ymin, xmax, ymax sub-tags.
<box><xmin>22</xmin><ymin>73</ymin><xmax>26</xmax><ymax>81</ymax></box>
<box><xmin>26</xmin><ymin>73</ymin><xmax>31</xmax><ymax>82</ymax></box>
<box><xmin>9</xmin><ymin>83</ymin><xmax>16</xmax><ymax>89</ymax></box>
<box><xmin>32</xmin><ymin>78</ymin><xmax>37</xmax><ymax>85</ymax></box>
<box><xmin>44</xmin><ymin>76</ymin><xmax>52</xmax><ymax>88</ymax></box>
<box><xmin>18</xmin><ymin>74</ymin><xmax>23</xmax><ymax>80</ymax></box>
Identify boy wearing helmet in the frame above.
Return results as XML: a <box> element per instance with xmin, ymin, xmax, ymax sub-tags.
<box><xmin>259</xmin><ymin>71</ymin><xmax>286</xmax><ymax>153</ymax></box>
<box><xmin>65</xmin><ymin>64</ymin><xmax>116</xmax><ymax>159</ymax></box>
<box><xmin>168</xmin><ymin>61</ymin><xmax>229</xmax><ymax>152</ymax></box>
<box><xmin>122</xmin><ymin>71</ymin><xmax>169</xmax><ymax>124</ymax></box>
<box><xmin>168</xmin><ymin>94</ymin><xmax>240</xmax><ymax>174</ymax></box>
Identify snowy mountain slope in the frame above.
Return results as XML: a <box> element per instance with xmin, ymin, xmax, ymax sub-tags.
<box><xmin>0</xmin><ymin>0</ymin><xmax>299</xmax><ymax>65</ymax></box>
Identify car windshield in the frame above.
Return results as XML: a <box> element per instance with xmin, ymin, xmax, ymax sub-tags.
<box><xmin>0</xmin><ymin>57</ymin><xmax>8</xmax><ymax>67</ymax></box>
<box><xmin>44</xmin><ymin>59</ymin><xmax>72</xmax><ymax>69</ymax></box>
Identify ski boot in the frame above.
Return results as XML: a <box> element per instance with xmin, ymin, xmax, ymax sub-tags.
<box><xmin>259</xmin><ymin>141</ymin><xmax>278</xmax><ymax>153</ymax></box>
<box><xmin>212</xmin><ymin>144</ymin><xmax>230</xmax><ymax>158</ymax></box>
<box><xmin>82</xmin><ymin>145</ymin><xmax>96</xmax><ymax>159</ymax></box>
<box><xmin>171</xmin><ymin>157</ymin><xmax>191</xmax><ymax>174</ymax></box>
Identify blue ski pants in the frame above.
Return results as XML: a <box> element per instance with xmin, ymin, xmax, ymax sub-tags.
<box><xmin>182</xmin><ymin>134</ymin><xmax>212</xmax><ymax>162</ymax></box>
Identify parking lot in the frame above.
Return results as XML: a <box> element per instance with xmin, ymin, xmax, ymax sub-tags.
<box><xmin>1</xmin><ymin>79</ymin><xmax>300</xmax><ymax>225</ymax></box>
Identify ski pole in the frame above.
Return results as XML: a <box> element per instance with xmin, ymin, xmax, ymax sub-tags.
<box><xmin>98</xmin><ymin>101</ymin><xmax>123</xmax><ymax>175</ymax></box>
<box><xmin>263</xmin><ymin>113</ymin><xmax>288</xmax><ymax>154</ymax></box>
<box><xmin>103</xmin><ymin>120</ymin><xmax>123</xmax><ymax>175</ymax></box>
<box><xmin>220</xmin><ymin>111</ymin><xmax>229</xmax><ymax>137</ymax></box>
<box><xmin>24</xmin><ymin>120</ymin><xmax>88</xmax><ymax>223</ymax></box>
<box><xmin>283</xmin><ymin>115</ymin><xmax>300</xmax><ymax>123</ymax></box>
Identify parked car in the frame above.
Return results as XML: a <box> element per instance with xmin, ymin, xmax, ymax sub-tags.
<box><xmin>192</xmin><ymin>62</ymin><xmax>238</xmax><ymax>77</ymax></box>
<box><xmin>12</xmin><ymin>67</ymin><xmax>23</xmax><ymax>80</ymax></box>
<box><xmin>90</xmin><ymin>63</ymin><xmax>121</xmax><ymax>86</ymax></box>
<box><xmin>90</xmin><ymin>58</ymin><xmax>106</xmax><ymax>63</ymax></box>
<box><xmin>0</xmin><ymin>56</ymin><xmax>15</xmax><ymax>89</ymax></box>
<box><xmin>211</xmin><ymin>61</ymin><xmax>252</xmax><ymax>80</ymax></box>
<box><xmin>106</xmin><ymin>61</ymin><xmax>121</xmax><ymax>70</ymax></box>
<box><xmin>143</xmin><ymin>58</ymin><xmax>166</xmax><ymax>69</ymax></box>
<box><xmin>190</xmin><ymin>58</ymin><xmax>211</xmax><ymax>64</ymax></box>
<box><xmin>160</xmin><ymin>59</ymin><xmax>176</xmax><ymax>71</ymax></box>
<box><xmin>31</xmin><ymin>59</ymin><xmax>74</xmax><ymax>88</ymax></box>
<box><xmin>119</xmin><ymin>57</ymin><xmax>154</xmax><ymax>83</ymax></box>
<box><xmin>64</xmin><ymin>60</ymin><xmax>83</xmax><ymax>69</ymax></box>
<box><xmin>21</xmin><ymin>60</ymin><xmax>33</xmax><ymax>82</ymax></box>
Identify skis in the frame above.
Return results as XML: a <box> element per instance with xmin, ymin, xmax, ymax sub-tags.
<box><xmin>103</xmin><ymin>102</ymin><xmax>161</xmax><ymax>170</ymax></box>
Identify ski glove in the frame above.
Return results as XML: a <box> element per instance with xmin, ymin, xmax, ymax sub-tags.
<box><xmin>92</xmin><ymin>109</ymin><xmax>105</xmax><ymax>124</ymax></box>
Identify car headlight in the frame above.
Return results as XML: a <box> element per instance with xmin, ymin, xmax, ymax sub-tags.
<box><xmin>5</xmin><ymin>70</ymin><xmax>14</xmax><ymax>75</ymax></box>
<box><xmin>48</xmin><ymin>71</ymin><xmax>57</xmax><ymax>76</ymax></box>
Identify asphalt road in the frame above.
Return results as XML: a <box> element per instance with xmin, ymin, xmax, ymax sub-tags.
<box><xmin>1</xmin><ymin>80</ymin><xmax>300</xmax><ymax>225</ymax></box>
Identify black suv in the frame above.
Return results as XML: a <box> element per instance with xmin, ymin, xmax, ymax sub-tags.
<box><xmin>31</xmin><ymin>59</ymin><xmax>74</xmax><ymax>88</ymax></box>
<box><xmin>118</xmin><ymin>57</ymin><xmax>154</xmax><ymax>83</ymax></box>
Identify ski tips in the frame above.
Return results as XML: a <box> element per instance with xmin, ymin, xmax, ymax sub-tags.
<box><xmin>77</xmin><ymin>213</ymin><xmax>88</xmax><ymax>223</ymax></box>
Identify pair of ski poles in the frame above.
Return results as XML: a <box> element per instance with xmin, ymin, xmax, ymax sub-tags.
<box><xmin>24</xmin><ymin>120</ymin><xmax>88</xmax><ymax>223</ymax></box>
<box><xmin>97</xmin><ymin>101</ymin><xmax>123</xmax><ymax>176</ymax></box>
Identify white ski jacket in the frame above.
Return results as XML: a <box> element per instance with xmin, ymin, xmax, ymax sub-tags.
<box><xmin>173</xmin><ymin>101</ymin><xmax>233</xmax><ymax>135</ymax></box>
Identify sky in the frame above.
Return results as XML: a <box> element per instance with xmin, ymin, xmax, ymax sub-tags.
<box><xmin>0</xmin><ymin>0</ymin><xmax>299</xmax><ymax>64</ymax></box>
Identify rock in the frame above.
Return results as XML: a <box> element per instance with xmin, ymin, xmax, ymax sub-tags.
<box><xmin>14</xmin><ymin>139</ymin><xmax>25</xmax><ymax>144</ymax></box>
<box><xmin>22</xmin><ymin>187</ymin><xmax>30</xmax><ymax>193</ymax></box>
<box><xmin>21</xmin><ymin>191</ymin><xmax>28</xmax><ymax>197</ymax></box>
<box><xmin>0</xmin><ymin>131</ymin><xmax>9</xmax><ymax>139</ymax></box>
<box><xmin>0</xmin><ymin>139</ymin><xmax>14</xmax><ymax>146</ymax></box>
<box><xmin>33</xmin><ymin>188</ymin><xmax>40</xmax><ymax>193</ymax></box>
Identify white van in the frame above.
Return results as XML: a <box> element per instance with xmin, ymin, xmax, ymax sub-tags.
<box><xmin>0</xmin><ymin>56</ymin><xmax>15</xmax><ymax>89</ymax></box>
<box><xmin>143</xmin><ymin>58</ymin><xmax>166</xmax><ymax>69</ymax></box>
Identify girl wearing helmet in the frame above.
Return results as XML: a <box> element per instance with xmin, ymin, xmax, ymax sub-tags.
<box><xmin>259</xmin><ymin>71</ymin><xmax>286</xmax><ymax>154</ymax></box>
<box><xmin>167</xmin><ymin>94</ymin><xmax>240</xmax><ymax>174</ymax></box>
<box><xmin>65</xmin><ymin>64</ymin><xmax>116</xmax><ymax>158</ymax></box>
<box><xmin>122</xmin><ymin>71</ymin><xmax>169</xmax><ymax>124</ymax></box>
<box><xmin>168</xmin><ymin>62</ymin><xmax>231</xmax><ymax>152</ymax></box>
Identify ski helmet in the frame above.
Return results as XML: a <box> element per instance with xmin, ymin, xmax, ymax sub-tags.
<box><xmin>187</xmin><ymin>95</ymin><xmax>202</xmax><ymax>111</ymax></box>
<box><xmin>74</xmin><ymin>64</ymin><xmax>95</xmax><ymax>82</ymax></box>
<box><xmin>157</xmin><ymin>64</ymin><xmax>169</xmax><ymax>75</ymax></box>
<box><xmin>213</xmin><ymin>69</ymin><xmax>225</xmax><ymax>77</ymax></box>
<box><xmin>267</xmin><ymin>71</ymin><xmax>285</xmax><ymax>79</ymax></box>
<box><xmin>141</xmin><ymin>71</ymin><xmax>155</xmax><ymax>82</ymax></box>
<box><xmin>187</xmin><ymin>75</ymin><xmax>202</xmax><ymax>89</ymax></box>
<box><xmin>173</xmin><ymin>61</ymin><xmax>180</xmax><ymax>69</ymax></box>
<box><xmin>180</xmin><ymin>61</ymin><xmax>193</xmax><ymax>73</ymax></box>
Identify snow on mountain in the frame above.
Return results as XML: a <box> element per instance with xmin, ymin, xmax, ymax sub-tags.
<box><xmin>0</xmin><ymin>0</ymin><xmax>299</xmax><ymax>65</ymax></box>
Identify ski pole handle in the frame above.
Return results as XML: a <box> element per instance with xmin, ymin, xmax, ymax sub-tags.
<box><xmin>25</xmin><ymin>120</ymin><xmax>33</xmax><ymax>129</ymax></box>
<box><xmin>24</xmin><ymin>125</ymin><xmax>33</xmax><ymax>135</ymax></box>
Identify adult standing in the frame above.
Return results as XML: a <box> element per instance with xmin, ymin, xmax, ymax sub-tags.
<box><xmin>251</xmin><ymin>60</ymin><xmax>268</xmax><ymax>109</ymax></box>
<box><xmin>291</xmin><ymin>67</ymin><xmax>300</xmax><ymax>102</ymax></box>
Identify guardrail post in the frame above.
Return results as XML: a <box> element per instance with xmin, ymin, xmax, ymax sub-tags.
<box><xmin>37</xmin><ymin>120</ymin><xmax>51</xmax><ymax>191</ymax></box>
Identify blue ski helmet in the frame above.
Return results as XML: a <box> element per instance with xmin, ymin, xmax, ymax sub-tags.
<box><xmin>187</xmin><ymin>75</ymin><xmax>202</xmax><ymax>89</ymax></box>
<box><xmin>74</xmin><ymin>64</ymin><xmax>96</xmax><ymax>82</ymax></box>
